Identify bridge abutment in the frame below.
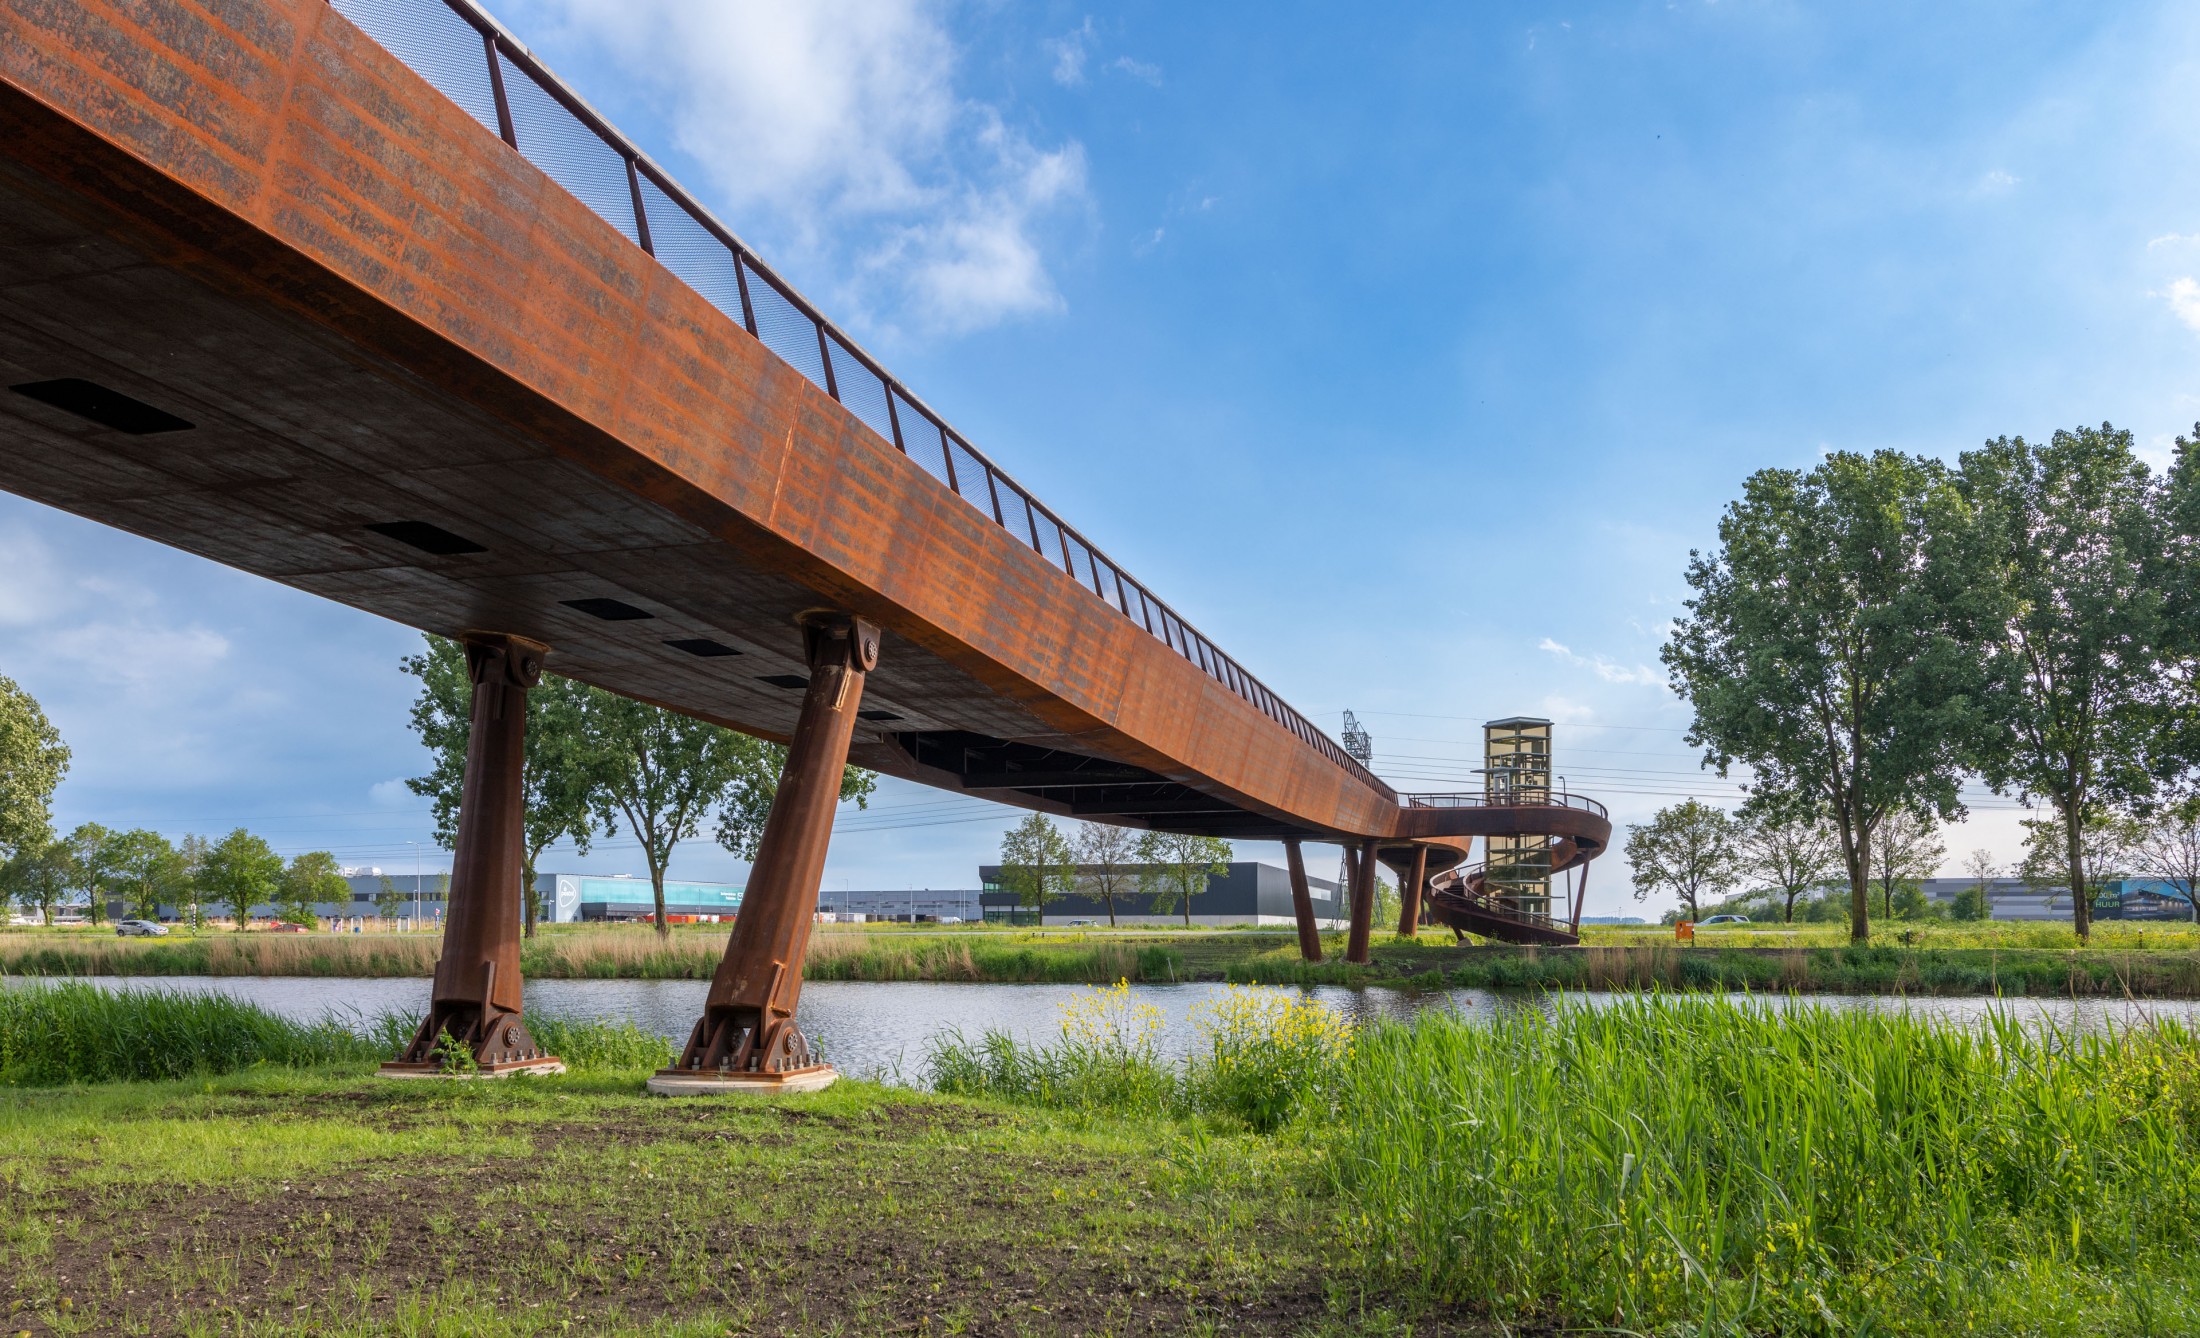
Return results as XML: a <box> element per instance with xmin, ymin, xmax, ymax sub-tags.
<box><xmin>649</xmin><ymin>612</ymin><xmax>880</xmax><ymax>1096</ymax></box>
<box><xmin>381</xmin><ymin>634</ymin><xmax>563</xmax><ymax>1078</ymax></box>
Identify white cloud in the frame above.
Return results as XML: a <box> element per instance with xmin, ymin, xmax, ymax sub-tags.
<box><xmin>368</xmin><ymin>778</ymin><xmax>415</xmax><ymax>807</ymax></box>
<box><xmin>2163</xmin><ymin>276</ymin><xmax>2200</xmax><ymax>331</ymax></box>
<box><xmin>1111</xmin><ymin>56</ymin><xmax>1163</xmax><ymax>86</ymax></box>
<box><xmin>1046</xmin><ymin>18</ymin><xmax>1096</xmax><ymax>86</ymax></box>
<box><xmin>2147</xmin><ymin>232</ymin><xmax>2200</xmax><ymax>250</ymax></box>
<box><xmin>1537</xmin><ymin>695</ymin><xmax>1597</xmax><ymax>724</ymax></box>
<box><xmin>513</xmin><ymin>0</ymin><xmax>1088</xmax><ymax>335</ymax></box>
<box><xmin>1977</xmin><ymin>168</ymin><xmax>2020</xmax><ymax>193</ymax></box>
<box><xmin>1538</xmin><ymin>637</ymin><xmax>1664</xmax><ymax>687</ymax></box>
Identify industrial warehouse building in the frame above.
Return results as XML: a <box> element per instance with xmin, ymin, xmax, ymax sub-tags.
<box><xmin>976</xmin><ymin>860</ymin><xmax>1347</xmax><ymax>927</ymax></box>
<box><xmin>1917</xmin><ymin>877</ymin><xmax>2196</xmax><ymax>921</ymax></box>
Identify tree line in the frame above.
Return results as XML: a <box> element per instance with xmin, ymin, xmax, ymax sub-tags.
<box><xmin>994</xmin><ymin>812</ymin><xmax>1234</xmax><ymax>926</ymax></box>
<box><xmin>1625</xmin><ymin>794</ymin><xmax>2200</xmax><ymax>926</ymax></box>
<box><xmin>0</xmin><ymin>673</ymin><xmax>396</xmax><ymax>928</ymax></box>
<box><xmin>401</xmin><ymin>634</ymin><xmax>875</xmax><ymax>936</ymax></box>
<box><xmin>1657</xmin><ymin>423</ymin><xmax>2200</xmax><ymax>942</ymax></box>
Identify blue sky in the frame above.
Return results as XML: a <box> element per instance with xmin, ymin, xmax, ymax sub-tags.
<box><xmin>8</xmin><ymin>0</ymin><xmax>2200</xmax><ymax>913</ymax></box>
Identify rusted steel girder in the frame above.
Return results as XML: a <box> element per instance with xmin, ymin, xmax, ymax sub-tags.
<box><xmin>649</xmin><ymin>613</ymin><xmax>879</xmax><ymax>1095</ymax></box>
<box><xmin>1397</xmin><ymin>844</ymin><xmax>1429</xmax><ymax>938</ymax></box>
<box><xmin>1345</xmin><ymin>839</ymin><xmax>1377</xmax><ymax>965</ymax></box>
<box><xmin>381</xmin><ymin>635</ymin><xmax>562</xmax><ymax>1078</ymax></box>
<box><xmin>1284</xmin><ymin>838</ymin><xmax>1323</xmax><ymax>962</ymax></box>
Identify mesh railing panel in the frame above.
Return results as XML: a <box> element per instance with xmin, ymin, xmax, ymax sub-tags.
<box><xmin>321</xmin><ymin>0</ymin><xmax>1389</xmax><ymax>800</ymax></box>
<box><xmin>331</xmin><ymin>0</ymin><xmax>501</xmax><ymax>137</ymax></box>
<box><xmin>634</xmin><ymin>172</ymin><xmax>746</xmax><ymax>327</ymax></box>
<box><xmin>497</xmin><ymin>53</ymin><xmax>640</xmax><ymax>246</ymax></box>
<box><xmin>945</xmin><ymin>439</ymin><xmax>995</xmax><ymax>518</ymax></box>
<box><xmin>743</xmin><ymin>264</ymin><xmax>830</xmax><ymax>387</ymax></box>
<box><xmin>899</xmin><ymin>395</ymin><xmax>952</xmax><ymax>487</ymax></box>
<box><xmin>826</xmin><ymin>334</ymin><xmax>898</xmax><ymax>448</ymax></box>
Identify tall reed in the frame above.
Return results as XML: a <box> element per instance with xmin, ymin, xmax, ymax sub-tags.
<box><xmin>0</xmin><ymin>981</ymin><xmax>382</xmax><ymax>1084</ymax></box>
<box><xmin>1324</xmin><ymin>996</ymin><xmax>2200</xmax><ymax>1332</ymax></box>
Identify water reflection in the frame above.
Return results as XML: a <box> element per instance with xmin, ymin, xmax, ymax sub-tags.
<box><xmin>13</xmin><ymin>975</ymin><xmax>2200</xmax><ymax>1084</ymax></box>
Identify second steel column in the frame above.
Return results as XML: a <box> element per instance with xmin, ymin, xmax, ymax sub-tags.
<box><xmin>1397</xmin><ymin>845</ymin><xmax>1428</xmax><ymax>938</ymax></box>
<box><xmin>650</xmin><ymin>612</ymin><xmax>879</xmax><ymax>1095</ymax></box>
<box><xmin>1345</xmin><ymin>838</ymin><xmax>1377</xmax><ymax>965</ymax></box>
<box><xmin>1284</xmin><ymin>838</ymin><xmax>1323</xmax><ymax>962</ymax></box>
<box><xmin>381</xmin><ymin>634</ymin><xmax>561</xmax><ymax>1078</ymax></box>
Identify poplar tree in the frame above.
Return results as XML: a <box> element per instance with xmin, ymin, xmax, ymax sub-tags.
<box><xmin>1663</xmin><ymin>451</ymin><xmax>1991</xmax><ymax>942</ymax></box>
<box><xmin>1137</xmin><ymin>831</ymin><xmax>1233</xmax><ymax>927</ymax></box>
<box><xmin>0</xmin><ymin>674</ymin><xmax>68</xmax><ymax>862</ymax></box>
<box><xmin>998</xmin><ymin>813</ymin><xmax>1074</xmax><ymax>925</ymax></box>
<box><xmin>1957</xmin><ymin>426</ymin><xmax>2172</xmax><ymax>943</ymax></box>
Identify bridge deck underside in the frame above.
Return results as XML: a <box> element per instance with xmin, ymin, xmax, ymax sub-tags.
<box><xmin>0</xmin><ymin>0</ymin><xmax>1411</xmax><ymax>841</ymax></box>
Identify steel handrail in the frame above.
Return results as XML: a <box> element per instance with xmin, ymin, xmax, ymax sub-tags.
<box><xmin>1402</xmin><ymin>792</ymin><xmax>1609</xmax><ymax>819</ymax></box>
<box><xmin>325</xmin><ymin>0</ymin><xmax>1389</xmax><ymax>798</ymax></box>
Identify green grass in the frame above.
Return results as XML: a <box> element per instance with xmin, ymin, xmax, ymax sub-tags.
<box><xmin>936</xmin><ymin>987</ymin><xmax>2200</xmax><ymax>1334</ymax></box>
<box><xmin>0</xmin><ymin>1057</ymin><xmax>1371</xmax><ymax>1335</ymax></box>
<box><xmin>0</xmin><ymin>981</ymin><xmax>675</xmax><ymax>1087</ymax></box>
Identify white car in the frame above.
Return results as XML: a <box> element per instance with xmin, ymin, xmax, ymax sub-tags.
<box><xmin>114</xmin><ymin>919</ymin><xmax>169</xmax><ymax>937</ymax></box>
<box><xmin>1696</xmin><ymin>914</ymin><xmax>1750</xmax><ymax>929</ymax></box>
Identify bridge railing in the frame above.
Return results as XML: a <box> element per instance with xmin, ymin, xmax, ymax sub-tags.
<box><xmin>325</xmin><ymin>0</ymin><xmax>1387</xmax><ymax>797</ymax></box>
<box><xmin>1403</xmin><ymin>792</ymin><xmax>1610</xmax><ymax>820</ymax></box>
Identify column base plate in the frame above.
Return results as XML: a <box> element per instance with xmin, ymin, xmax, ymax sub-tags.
<box><xmin>377</xmin><ymin>1056</ymin><xmax>566</xmax><ymax>1080</ymax></box>
<box><xmin>646</xmin><ymin>1064</ymin><xmax>838</xmax><ymax>1096</ymax></box>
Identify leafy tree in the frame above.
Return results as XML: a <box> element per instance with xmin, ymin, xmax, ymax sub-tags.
<box><xmin>998</xmin><ymin>813</ymin><xmax>1075</xmax><ymax>925</ymax></box>
<box><xmin>1071</xmin><ymin>821</ymin><xmax>1138</xmax><ymax>926</ymax></box>
<box><xmin>1136</xmin><ymin>831</ymin><xmax>1233</xmax><ymax>926</ymax></box>
<box><xmin>1664</xmin><ymin>451</ymin><xmax>1991</xmax><ymax>942</ymax></box>
<box><xmin>108</xmin><ymin>829</ymin><xmax>187</xmax><ymax>921</ymax></box>
<box><xmin>63</xmin><ymin>821</ymin><xmax>119</xmax><ymax>924</ymax></box>
<box><xmin>2119</xmin><ymin>799</ymin><xmax>2200</xmax><ymax>921</ymax></box>
<box><xmin>1738</xmin><ymin>813</ymin><xmax>1843</xmax><ymax>923</ymax></box>
<box><xmin>177</xmin><ymin>833</ymin><xmax>211</xmax><ymax>929</ymax></box>
<box><xmin>279</xmin><ymin>851</ymin><xmax>350</xmax><ymax>929</ymax></box>
<box><xmin>1958</xmin><ymin>425</ymin><xmax>2175</xmax><ymax>943</ymax></box>
<box><xmin>576</xmin><ymin>688</ymin><xmax>870</xmax><ymax>937</ymax></box>
<box><xmin>0</xmin><ymin>833</ymin><xmax>71</xmax><ymax>925</ymax></box>
<box><xmin>1625</xmin><ymin>800</ymin><xmax>1742</xmax><ymax>923</ymax></box>
<box><xmin>2017</xmin><ymin>814</ymin><xmax>2126</xmax><ymax>918</ymax></box>
<box><xmin>374</xmin><ymin>875</ymin><xmax>409</xmax><ymax>920</ymax></box>
<box><xmin>403</xmin><ymin>636</ymin><xmax>605</xmax><ymax>938</ymax></box>
<box><xmin>1954</xmin><ymin>849</ymin><xmax>2000</xmax><ymax>922</ymax></box>
<box><xmin>1869</xmin><ymin>809</ymin><xmax>1945</xmax><ymax>922</ymax></box>
<box><xmin>198</xmin><ymin>828</ymin><xmax>284</xmax><ymax>929</ymax></box>
<box><xmin>0</xmin><ymin>675</ymin><xmax>69</xmax><ymax>862</ymax></box>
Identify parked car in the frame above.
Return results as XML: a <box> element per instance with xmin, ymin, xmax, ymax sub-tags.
<box><xmin>265</xmin><ymin>920</ymin><xmax>310</xmax><ymax>933</ymax></box>
<box><xmin>114</xmin><ymin>919</ymin><xmax>168</xmax><ymax>937</ymax></box>
<box><xmin>1696</xmin><ymin>914</ymin><xmax>1751</xmax><ymax>928</ymax></box>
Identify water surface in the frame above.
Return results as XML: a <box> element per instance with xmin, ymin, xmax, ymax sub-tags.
<box><xmin>14</xmin><ymin>975</ymin><xmax>2200</xmax><ymax>1082</ymax></box>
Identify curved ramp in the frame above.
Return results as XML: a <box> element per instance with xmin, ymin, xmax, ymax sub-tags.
<box><xmin>1393</xmin><ymin>796</ymin><xmax>1611</xmax><ymax>946</ymax></box>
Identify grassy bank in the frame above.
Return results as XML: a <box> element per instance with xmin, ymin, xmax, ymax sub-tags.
<box><xmin>10</xmin><ymin>983</ymin><xmax>2200</xmax><ymax>1333</ymax></box>
<box><xmin>0</xmin><ymin>988</ymin><xmax>1378</xmax><ymax>1337</ymax></box>
<box><xmin>17</xmin><ymin>923</ymin><xmax>2200</xmax><ymax>996</ymax></box>
<box><xmin>930</xmin><ymin>988</ymin><xmax>2200</xmax><ymax>1335</ymax></box>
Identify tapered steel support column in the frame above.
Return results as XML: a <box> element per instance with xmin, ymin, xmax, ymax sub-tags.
<box><xmin>1397</xmin><ymin>845</ymin><xmax>1429</xmax><ymax>939</ymax></box>
<box><xmin>1284</xmin><ymin>838</ymin><xmax>1323</xmax><ymax>962</ymax></box>
<box><xmin>649</xmin><ymin>612</ymin><xmax>879</xmax><ymax>1096</ymax></box>
<box><xmin>1345</xmin><ymin>838</ymin><xmax>1377</xmax><ymax>965</ymax></box>
<box><xmin>381</xmin><ymin>634</ymin><xmax>562</xmax><ymax>1078</ymax></box>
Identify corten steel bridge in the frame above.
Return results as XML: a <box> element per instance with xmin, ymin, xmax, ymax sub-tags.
<box><xmin>0</xmin><ymin>0</ymin><xmax>1611</xmax><ymax>1088</ymax></box>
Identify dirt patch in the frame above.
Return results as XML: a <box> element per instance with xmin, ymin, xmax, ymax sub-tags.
<box><xmin>3</xmin><ymin>1094</ymin><xmax>1454</xmax><ymax>1336</ymax></box>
